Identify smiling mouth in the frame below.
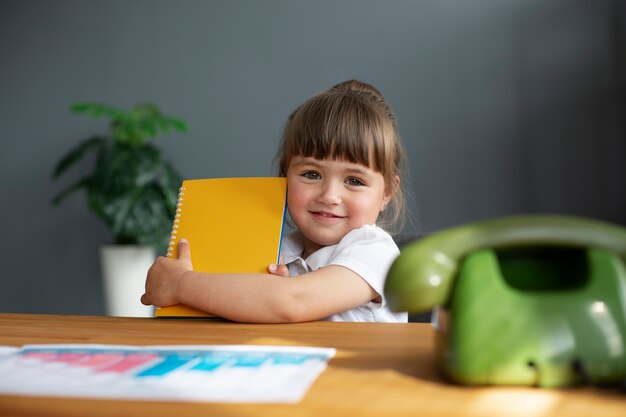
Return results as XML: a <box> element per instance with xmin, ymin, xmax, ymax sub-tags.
<box><xmin>311</xmin><ymin>211</ymin><xmax>345</xmax><ymax>220</ymax></box>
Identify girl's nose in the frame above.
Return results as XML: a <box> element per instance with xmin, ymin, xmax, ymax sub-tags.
<box><xmin>318</xmin><ymin>180</ymin><xmax>342</xmax><ymax>205</ymax></box>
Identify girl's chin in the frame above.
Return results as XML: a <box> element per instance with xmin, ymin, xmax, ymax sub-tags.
<box><xmin>305</xmin><ymin>234</ymin><xmax>344</xmax><ymax>248</ymax></box>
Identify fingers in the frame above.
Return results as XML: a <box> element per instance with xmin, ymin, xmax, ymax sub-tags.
<box><xmin>178</xmin><ymin>238</ymin><xmax>191</xmax><ymax>261</ymax></box>
<box><xmin>141</xmin><ymin>251</ymin><xmax>187</xmax><ymax>308</ymax></box>
<box><xmin>268</xmin><ymin>263</ymin><xmax>290</xmax><ymax>277</ymax></box>
<box><xmin>140</xmin><ymin>293</ymin><xmax>149</xmax><ymax>306</ymax></box>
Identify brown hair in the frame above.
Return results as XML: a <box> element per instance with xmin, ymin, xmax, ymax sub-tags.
<box><xmin>276</xmin><ymin>80</ymin><xmax>408</xmax><ymax>234</ymax></box>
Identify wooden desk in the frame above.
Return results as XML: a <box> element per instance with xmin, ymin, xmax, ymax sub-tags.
<box><xmin>0</xmin><ymin>313</ymin><xmax>624</xmax><ymax>417</ymax></box>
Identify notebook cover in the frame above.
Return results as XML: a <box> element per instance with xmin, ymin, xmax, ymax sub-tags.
<box><xmin>155</xmin><ymin>177</ymin><xmax>287</xmax><ymax>317</ymax></box>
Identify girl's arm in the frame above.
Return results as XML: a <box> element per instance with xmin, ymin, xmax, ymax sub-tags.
<box><xmin>141</xmin><ymin>239</ymin><xmax>378</xmax><ymax>323</ymax></box>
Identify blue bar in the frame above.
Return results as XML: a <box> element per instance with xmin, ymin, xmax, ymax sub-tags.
<box><xmin>136</xmin><ymin>355</ymin><xmax>193</xmax><ymax>377</ymax></box>
<box><xmin>190</xmin><ymin>356</ymin><xmax>229</xmax><ymax>372</ymax></box>
<box><xmin>233</xmin><ymin>354</ymin><xmax>270</xmax><ymax>367</ymax></box>
<box><xmin>271</xmin><ymin>354</ymin><xmax>309</xmax><ymax>365</ymax></box>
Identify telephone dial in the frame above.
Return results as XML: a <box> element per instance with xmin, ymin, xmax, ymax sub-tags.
<box><xmin>384</xmin><ymin>215</ymin><xmax>626</xmax><ymax>387</ymax></box>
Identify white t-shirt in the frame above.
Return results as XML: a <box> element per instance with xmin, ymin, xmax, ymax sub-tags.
<box><xmin>280</xmin><ymin>224</ymin><xmax>408</xmax><ymax>323</ymax></box>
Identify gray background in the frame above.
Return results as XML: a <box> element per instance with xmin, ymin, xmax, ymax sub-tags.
<box><xmin>1</xmin><ymin>0</ymin><xmax>625</xmax><ymax>315</ymax></box>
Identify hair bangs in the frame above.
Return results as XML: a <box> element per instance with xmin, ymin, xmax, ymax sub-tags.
<box><xmin>283</xmin><ymin>93</ymin><xmax>387</xmax><ymax>174</ymax></box>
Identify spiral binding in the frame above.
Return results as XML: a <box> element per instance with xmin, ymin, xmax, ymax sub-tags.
<box><xmin>166</xmin><ymin>186</ymin><xmax>186</xmax><ymax>257</ymax></box>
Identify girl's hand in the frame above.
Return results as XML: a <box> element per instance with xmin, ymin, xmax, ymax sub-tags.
<box><xmin>141</xmin><ymin>239</ymin><xmax>194</xmax><ymax>307</ymax></box>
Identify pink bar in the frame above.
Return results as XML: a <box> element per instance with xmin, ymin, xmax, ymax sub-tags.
<box><xmin>77</xmin><ymin>353</ymin><xmax>124</xmax><ymax>368</ymax></box>
<box><xmin>99</xmin><ymin>354</ymin><xmax>158</xmax><ymax>373</ymax></box>
<box><xmin>53</xmin><ymin>353</ymin><xmax>89</xmax><ymax>364</ymax></box>
<box><xmin>20</xmin><ymin>352</ymin><xmax>58</xmax><ymax>361</ymax></box>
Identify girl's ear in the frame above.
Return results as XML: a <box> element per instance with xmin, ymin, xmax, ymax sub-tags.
<box><xmin>381</xmin><ymin>175</ymin><xmax>400</xmax><ymax>211</ymax></box>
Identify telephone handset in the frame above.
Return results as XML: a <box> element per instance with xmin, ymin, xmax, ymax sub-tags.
<box><xmin>384</xmin><ymin>215</ymin><xmax>626</xmax><ymax>313</ymax></box>
<box><xmin>384</xmin><ymin>215</ymin><xmax>626</xmax><ymax>387</ymax></box>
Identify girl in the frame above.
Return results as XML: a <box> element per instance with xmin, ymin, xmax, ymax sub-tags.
<box><xmin>141</xmin><ymin>80</ymin><xmax>409</xmax><ymax>323</ymax></box>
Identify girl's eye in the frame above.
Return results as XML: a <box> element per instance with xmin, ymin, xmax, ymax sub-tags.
<box><xmin>345</xmin><ymin>177</ymin><xmax>365</xmax><ymax>186</ymax></box>
<box><xmin>302</xmin><ymin>171</ymin><xmax>321</xmax><ymax>180</ymax></box>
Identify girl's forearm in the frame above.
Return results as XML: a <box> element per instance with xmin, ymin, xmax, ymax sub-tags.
<box><xmin>175</xmin><ymin>271</ymin><xmax>305</xmax><ymax>323</ymax></box>
<box><xmin>172</xmin><ymin>265</ymin><xmax>377</xmax><ymax>323</ymax></box>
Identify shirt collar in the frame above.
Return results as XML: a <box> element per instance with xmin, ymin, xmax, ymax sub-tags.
<box><xmin>281</xmin><ymin>231</ymin><xmax>339</xmax><ymax>271</ymax></box>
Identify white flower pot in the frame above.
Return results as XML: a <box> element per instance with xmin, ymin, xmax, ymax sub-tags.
<box><xmin>100</xmin><ymin>245</ymin><xmax>156</xmax><ymax>317</ymax></box>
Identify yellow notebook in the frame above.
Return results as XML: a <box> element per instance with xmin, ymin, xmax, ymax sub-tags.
<box><xmin>155</xmin><ymin>177</ymin><xmax>288</xmax><ymax>317</ymax></box>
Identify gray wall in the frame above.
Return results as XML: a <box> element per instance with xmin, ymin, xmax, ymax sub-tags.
<box><xmin>1</xmin><ymin>0</ymin><xmax>624</xmax><ymax>315</ymax></box>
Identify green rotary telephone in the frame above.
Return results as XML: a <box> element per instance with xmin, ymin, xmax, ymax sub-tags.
<box><xmin>384</xmin><ymin>215</ymin><xmax>626</xmax><ymax>387</ymax></box>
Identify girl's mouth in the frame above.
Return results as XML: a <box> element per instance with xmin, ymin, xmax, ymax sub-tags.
<box><xmin>310</xmin><ymin>211</ymin><xmax>345</xmax><ymax>222</ymax></box>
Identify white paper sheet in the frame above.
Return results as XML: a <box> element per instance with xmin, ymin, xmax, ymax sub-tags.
<box><xmin>0</xmin><ymin>344</ymin><xmax>335</xmax><ymax>403</ymax></box>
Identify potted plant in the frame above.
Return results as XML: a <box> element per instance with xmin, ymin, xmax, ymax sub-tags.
<box><xmin>52</xmin><ymin>102</ymin><xmax>188</xmax><ymax>316</ymax></box>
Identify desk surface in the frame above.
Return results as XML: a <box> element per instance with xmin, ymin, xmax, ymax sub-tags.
<box><xmin>0</xmin><ymin>313</ymin><xmax>624</xmax><ymax>417</ymax></box>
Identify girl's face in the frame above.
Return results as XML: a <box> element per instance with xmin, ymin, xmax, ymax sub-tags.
<box><xmin>286</xmin><ymin>156</ymin><xmax>394</xmax><ymax>258</ymax></box>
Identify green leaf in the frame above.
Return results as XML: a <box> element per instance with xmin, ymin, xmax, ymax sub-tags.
<box><xmin>52</xmin><ymin>136</ymin><xmax>106</xmax><ymax>179</ymax></box>
<box><xmin>131</xmin><ymin>103</ymin><xmax>160</xmax><ymax>120</ymax></box>
<box><xmin>112</xmin><ymin>122</ymin><xmax>133</xmax><ymax>145</ymax></box>
<box><xmin>99</xmin><ymin>185</ymin><xmax>172</xmax><ymax>248</ymax></box>
<box><xmin>90</xmin><ymin>143</ymin><xmax>142</xmax><ymax>194</ymax></box>
<box><xmin>132</xmin><ymin>146</ymin><xmax>163</xmax><ymax>188</ymax></box>
<box><xmin>104</xmin><ymin>192</ymin><xmax>136</xmax><ymax>238</ymax></box>
<box><xmin>139</xmin><ymin>119</ymin><xmax>158</xmax><ymax>139</ymax></box>
<box><xmin>155</xmin><ymin>117</ymin><xmax>172</xmax><ymax>134</ymax></box>
<box><xmin>70</xmin><ymin>102</ymin><xmax>126</xmax><ymax>119</ymax></box>
<box><xmin>167</xmin><ymin>117</ymin><xmax>189</xmax><ymax>132</ymax></box>
<box><xmin>51</xmin><ymin>177</ymin><xmax>91</xmax><ymax>206</ymax></box>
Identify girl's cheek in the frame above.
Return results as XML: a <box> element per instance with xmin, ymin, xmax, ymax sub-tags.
<box><xmin>286</xmin><ymin>190</ymin><xmax>306</xmax><ymax>214</ymax></box>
